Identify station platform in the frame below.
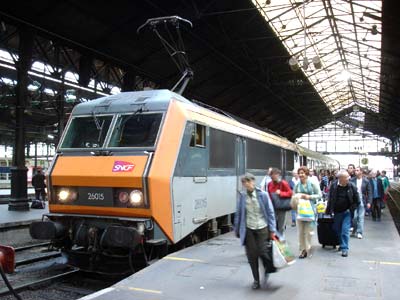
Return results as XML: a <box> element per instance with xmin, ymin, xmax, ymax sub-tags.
<box><xmin>81</xmin><ymin>209</ymin><xmax>400</xmax><ymax>300</ymax></box>
<box><xmin>0</xmin><ymin>202</ymin><xmax>48</xmax><ymax>229</ymax></box>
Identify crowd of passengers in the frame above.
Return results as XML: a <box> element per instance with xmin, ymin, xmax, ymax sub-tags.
<box><xmin>235</xmin><ymin>164</ymin><xmax>391</xmax><ymax>289</ymax></box>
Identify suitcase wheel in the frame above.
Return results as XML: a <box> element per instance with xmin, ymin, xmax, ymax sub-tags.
<box><xmin>322</xmin><ymin>245</ymin><xmax>325</xmax><ymax>248</ymax></box>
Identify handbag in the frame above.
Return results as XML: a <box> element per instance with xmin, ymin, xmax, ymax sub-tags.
<box><xmin>270</xmin><ymin>193</ymin><xmax>292</xmax><ymax>211</ymax></box>
<box><xmin>297</xmin><ymin>199</ymin><xmax>315</xmax><ymax>221</ymax></box>
<box><xmin>31</xmin><ymin>199</ymin><xmax>46</xmax><ymax>209</ymax></box>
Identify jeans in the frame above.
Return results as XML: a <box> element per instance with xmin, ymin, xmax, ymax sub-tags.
<box><xmin>333</xmin><ymin>210</ymin><xmax>351</xmax><ymax>251</ymax></box>
<box><xmin>291</xmin><ymin>209</ymin><xmax>297</xmax><ymax>223</ymax></box>
<box><xmin>353</xmin><ymin>201</ymin><xmax>365</xmax><ymax>234</ymax></box>
<box><xmin>372</xmin><ymin>198</ymin><xmax>382</xmax><ymax>220</ymax></box>
<box><xmin>245</xmin><ymin>227</ymin><xmax>276</xmax><ymax>282</ymax></box>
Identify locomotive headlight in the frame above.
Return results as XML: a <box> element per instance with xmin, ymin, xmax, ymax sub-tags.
<box><xmin>58</xmin><ymin>190</ymin><xmax>70</xmax><ymax>201</ymax></box>
<box><xmin>56</xmin><ymin>187</ymin><xmax>77</xmax><ymax>203</ymax></box>
<box><xmin>129</xmin><ymin>190</ymin><xmax>143</xmax><ymax>205</ymax></box>
<box><xmin>118</xmin><ymin>191</ymin><xmax>129</xmax><ymax>204</ymax></box>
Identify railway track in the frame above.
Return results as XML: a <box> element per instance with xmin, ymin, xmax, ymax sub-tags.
<box><xmin>386</xmin><ymin>182</ymin><xmax>400</xmax><ymax>235</ymax></box>
<box><xmin>0</xmin><ymin>242</ymin><xmax>123</xmax><ymax>300</ymax></box>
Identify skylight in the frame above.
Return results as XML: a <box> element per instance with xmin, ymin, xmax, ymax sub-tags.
<box><xmin>253</xmin><ymin>0</ymin><xmax>382</xmax><ymax>114</ymax></box>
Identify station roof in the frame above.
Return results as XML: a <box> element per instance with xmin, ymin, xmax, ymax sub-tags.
<box><xmin>0</xmin><ymin>0</ymin><xmax>398</xmax><ymax>143</ymax></box>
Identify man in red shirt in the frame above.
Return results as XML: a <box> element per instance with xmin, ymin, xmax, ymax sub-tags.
<box><xmin>268</xmin><ymin>168</ymin><xmax>293</xmax><ymax>238</ymax></box>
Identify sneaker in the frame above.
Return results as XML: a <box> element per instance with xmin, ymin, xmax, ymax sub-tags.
<box><xmin>349</xmin><ymin>227</ymin><xmax>354</xmax><ymax>232</ymax></box>
<box><xmin>357</xmin><ymin>233</ymin><xmax>363</xmax><ymax>239</ymax></box>
<box><xmin>252</xmin><ymin>281</ymin><xmax>260</xmax><ymax>290</ymax></box>
<box><xmin>341</xmin><ymin>251</ymin><xmax>348</xmax><ymax>257</ymax></box>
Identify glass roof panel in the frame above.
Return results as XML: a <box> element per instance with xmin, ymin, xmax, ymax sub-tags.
<box><xmin>252</xmin><ymin>0</ymin><xmax>382</xmax><ymax>115</ymax></box>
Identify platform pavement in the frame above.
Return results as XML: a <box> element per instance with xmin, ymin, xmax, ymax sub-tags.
<box><xmin>80</xmin><ymin>209</ymin><xmax>400</xmax><ymax>300</ymax></box>
<box><xmin>0</xmin><ymin>202</ymin><xmax>48</xmax><ymax>228</ymax></box>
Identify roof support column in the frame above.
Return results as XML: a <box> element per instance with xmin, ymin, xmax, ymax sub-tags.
<box><xmin>8</xmin><ymin>27</ymin><xmax>34</xmax><ymax>211</ymax></box>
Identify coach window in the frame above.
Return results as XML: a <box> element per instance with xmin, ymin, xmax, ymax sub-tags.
<box><xmin>190</xmin><ymin>124</ymin><xmax>206</xmax><ymax>147</ymax></box>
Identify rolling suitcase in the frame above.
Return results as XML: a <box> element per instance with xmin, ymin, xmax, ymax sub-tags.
<box><xmin>317</xmin><ymin>213</ymin><xmax>339</xmax><ymax>248</ymax></box>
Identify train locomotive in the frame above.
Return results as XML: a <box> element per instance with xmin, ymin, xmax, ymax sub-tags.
<box><xmin>29</xmin><ymin>89</ymin><xmax>339</xmax><ymax>274</ymax></box>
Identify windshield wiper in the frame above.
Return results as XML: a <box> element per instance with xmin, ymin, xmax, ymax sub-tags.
<box><xmin>92</xmin><ymin>111</ymin><xmax>106</xmax><ymax>143</ymax></box>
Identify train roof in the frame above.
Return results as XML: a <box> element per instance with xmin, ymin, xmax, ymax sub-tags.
<box><xmin>71</xmin><ymin>90</ymin><xmax>191</xmax><ymax>115</ymax></box>
<box><xmin>297</xmin><ymin>145</ymin><xmax>338</xmax><ymax>164</ymax></box>
<box><xmin>71</xmin><ymin>90</ymin><xmax>337</xmax><ymax>165</ymax></box>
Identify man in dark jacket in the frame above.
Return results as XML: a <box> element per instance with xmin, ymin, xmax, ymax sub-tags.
<box><xmin>326</xmin><ymin>170</ymin><xmax>360</xmax><ymax>257</ymax></box>
<box><xmin>32</xmin><ymin>167</ymin><xmax>46</xmax><ymax>200</ymax></box>
<box><xmin>235</xmin><ymin>173</ymin><xmax>277</xmax><ymax>290</ymax></box>
<box><xmin>350</xmin><ymin>167</ymin><xmax>372</xmax><ymax>239</ymax></box>
<box><xmin>369</xmin><ymin>170</ymin><xmax>384</xmax><ymax>221</ymax></box>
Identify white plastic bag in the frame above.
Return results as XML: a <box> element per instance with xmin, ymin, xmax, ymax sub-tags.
<box><xmin>272</xmin><ymin>240</ymin><xmax>288</xmax><ymax>269</ymax></box>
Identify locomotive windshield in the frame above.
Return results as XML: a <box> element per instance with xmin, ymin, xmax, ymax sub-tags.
<box><xmin>108</xmin><ymin>113</ymin><xmax>163</xmax><ymax>148</ymax></box>
<box><xmin>60</xmin><ymin>115</ymin><xmax>113</xmax><ymax>149</ymax></box>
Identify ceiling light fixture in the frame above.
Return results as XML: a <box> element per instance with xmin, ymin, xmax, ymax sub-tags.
<box><xmin>289</xmin><ymin>57</ymin><xmax>300</xmax><ymax>71</ymax></box>
<box><xmin>312</xmin><ymin>56</ymin><xmax>322</xmax><ymax>69</ymax></box>
<box><xmin>371</xmin><ymin>25</ymin><xmax>378</xmax><ymax>35</ymax></box>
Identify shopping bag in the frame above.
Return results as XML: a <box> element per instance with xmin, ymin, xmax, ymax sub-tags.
<box><xmin>297</xmin><ymin>199</ymin><xmax>315</xmax><ymax>221</ymax></box>
<box><xmin>272</xmin><ymin>239</ymin><xmax>296</xmax><ymax>269</ymax></box>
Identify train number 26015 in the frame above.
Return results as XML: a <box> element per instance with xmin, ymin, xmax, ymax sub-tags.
<box><xmin>87</xmin><ymin>192</ymin><xmax>105</xmax><ymax>201</ymax></box>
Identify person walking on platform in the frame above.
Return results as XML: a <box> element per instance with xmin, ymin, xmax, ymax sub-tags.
<box><xmin>234</xmin><ymin>173</ymin><xmax>277</xmax><ymax>290</ymax></box>
<box><xmin>380</xmin><ymin>170</ymin><xmax>390</xmax><ymax>208</ymax></box>
<box><xmin>326</xmin><ymin>170</ymin><xmax>360</xmax><ymax>257</ymax></box>
<box><xmin>309</xmin><ymin>169</ymin><xmax>320</xmax><ymax>187</ymax></box>
<box><xmin>289</xmin><ymin>169</ymin><xmax>299</xmax><ymax>227</ymax></box>
<box><xmin>32</xmin><ymin>167</ymin><xmax>46</xmax><ymax>201</ymax></box>
<box><xmin>267</xmin><ymin>168</ymin><xmax>292</xmax><ymax>239</ymax></box>
<box><xmin>347</xmin><ymin>164</ymin><xmax>356</xmax><ymax>179</ymax></box>
<box><xmin>260</xmin><ymin>167</ymin><xmax>272</xmax><ymax>192</ymax></box>
<box><xmin>293</xmin><ymin>166</ymin><xmax>322</xmax><ymax>259</ymax></box>
<box><xmin>369</xmin><ymin>170</ymin><xmax>384</xmax><ymax>221</ymax></box>
<box><xmin>350</xmin><ymin>167</ymin><xmax>372</xmax><ymax>239</ymax></box>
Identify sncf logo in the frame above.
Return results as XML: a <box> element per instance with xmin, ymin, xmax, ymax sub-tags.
<box><xmin>112</xmin><ymin>161</ymin><xmax>135</xmax><ymax>172</ymax></box>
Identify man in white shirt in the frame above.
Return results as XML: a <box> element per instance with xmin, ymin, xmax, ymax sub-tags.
<box><xmin>260</xmin><ymin>167</ymin><xmax>272</xmax><ymax>191</ymax></box>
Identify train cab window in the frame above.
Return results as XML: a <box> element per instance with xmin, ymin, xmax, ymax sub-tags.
<box><xmin>190</xmin><ymin>124</ymin><xmax>206</xmax><ymax>147</ymax></box>
<box><xmin>61</xmin><ymin>115</ymin><xmax>113</xmax><ymax>148</ymax></box>
<box><xmin>108</xmin><ymin>113</ymin><xmax>163</xmax><ymax>148</ymax></box>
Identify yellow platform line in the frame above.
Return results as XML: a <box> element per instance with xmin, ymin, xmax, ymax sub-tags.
<box><xmin>363</xmin><ymin>260</ymin><xmax>400</xmax><ymax>266</ymax></box>
<box><xmin>128</xmin><ymin>287</ymin><xmax>163</xmax><ymax>294</ymax></box>
<box><xmin>163</xmin><ymin>256</ymin><xmax>205</xmax><ymax>263</ymax></box>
